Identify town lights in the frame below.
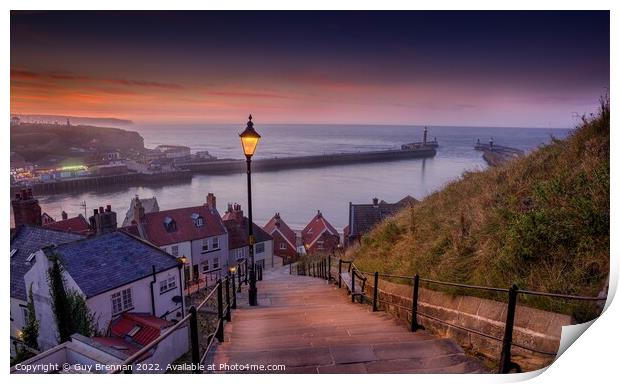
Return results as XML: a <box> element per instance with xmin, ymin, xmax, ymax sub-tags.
<box><xmin>239</xmin><ymin>114</ymin><xmax>260</xmax><ymax>306</ymax></box>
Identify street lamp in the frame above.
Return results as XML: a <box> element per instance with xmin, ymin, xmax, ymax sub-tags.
<box><xmin>239</xmin><ymin>114</ymin><xmax>261</xmax><ymax>306</ymax></box>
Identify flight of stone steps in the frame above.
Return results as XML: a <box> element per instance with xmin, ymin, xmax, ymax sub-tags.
<box><xmin>208</xmin><ymin>266</ymin><xmax>488</xmax><ymax>374</ymax></box>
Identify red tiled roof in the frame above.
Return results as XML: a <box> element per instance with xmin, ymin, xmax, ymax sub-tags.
<box><xmin>302</xmin><ymin>211</ymin><xmax>339</xmax><ymax>248</ymax></box>
<box><xmin>263</xmin><ymin>214</ymin><xmax>296</xmax><ymax>249</ymax></box>
<box><xmin>43</xmin><ymin>215</ymin><xmax>92</xmax><ymax>234</ymax></box>
<box><xmin>140</xmin><ymin>205</ymin><xmax>226</xmax><ymax>246</ymax></box>
<box><xmin>110</xmin><ymin>313</ymin><xmax>173</xmax><ymax>347</ymax></box>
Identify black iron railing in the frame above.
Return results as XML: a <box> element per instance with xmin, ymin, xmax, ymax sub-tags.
<box><xmin>111</xmin><ymin>259</ymin><xmax>253</xmax><ymax>374</ymax></box>
<box><xmin>293</xmin><ymin>256</ymin><xmax>607</xmax><ymax>374</ymax></box>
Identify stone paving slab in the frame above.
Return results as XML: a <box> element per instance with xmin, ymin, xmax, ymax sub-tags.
<box><xmin>208</xmin><ymin>266</ymin><xmax>488</xmax><ymax>374</ymax></box>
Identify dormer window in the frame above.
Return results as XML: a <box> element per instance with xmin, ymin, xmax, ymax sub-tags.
<box><xmin>191</xmin><ymin>213</ymin><xmax>204</xmax><ymax>228</ymax></box>
<box><xmin>163</xmin><ymin>217</ymin><xmax>177</xmax><ymax>232</ymax></box>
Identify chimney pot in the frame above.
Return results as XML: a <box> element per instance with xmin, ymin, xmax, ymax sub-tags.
<box><xmin>106</xmin><ymin>204</ymin><xmax>111</xmax><ymax>212</ymax></box>
<box><xmin>373</xmin><ymin>197</ymin><xmax>379</xmax><ymax>207</ymax></box>
<box><xmin>61</xmin><ymin>211</ymin><xmax>68</xmax><ymax>220</ymax></box>
<box><xmin>206</xmin><ymin>193</ymin><xmax>216</xmax><ymax>210</ymax></box>
<box><xmin>94</xmin><ymin>209</ymin><xmax>99</xmax><ymax>215</ymax></box>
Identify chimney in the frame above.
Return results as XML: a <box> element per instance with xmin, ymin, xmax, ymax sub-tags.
<box><xmin>372</xmin><ymin>197</ymin><xmax>379</xmax><ymax>207</ymax></box>
<box><xmin>317</xmin><ymin>210</ymin><xmax>322</xmax><ymax>218</ymax></box>
<box><xmin>206</xmin><ymin>193</ymin><xmax>216</xmax><ymax>210</ymax></box>
<box><xmin>227</xmin><ymin>203</ymin><xmax>233</xmax><ymax>213</ymax></box>
<box><xmin>12</xmin><ymin>188</ymin><xmax>42</xmax><ymax>227</ymax></box>
<box><xmin>89</xmin><ymin>204</ymin><xmax>117</xmax><ymax>235</ymax></box>
<box><xmin>132</xmin><ymin>195</ymin><xmax>145</xmax><ymax>224</ymax></box>
<box><xmin>233</xmin><ymin>203</ymin><xmax>243</xmax><ymax>221</ymax></box>
<box><xmin>61</xmin><ymin>211</ymin><xmax>68</xmax><ymax>220</ymax></box>
<box><xmin>275</xmin><ymin>212</ymin><xmax>281</xmax><ymax>227</ymax></box>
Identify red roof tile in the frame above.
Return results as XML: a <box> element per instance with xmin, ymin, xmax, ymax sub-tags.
<box><xmin>140</xmin><ymin>204</ymin><xmax>226</xmax><ymax>246</ymax></box>
<box><xmin>302</xmin><ymin>211</ymin><xmax>339</xmax><ymax>248</ymax></box>
<box><xmin>263</xmin><ymin>213</ymin><xmax>296</xmax><ymax>249</ymax></box>
<box><xmin>110</xmin><ymin>313</ymin><xmax>173</xmax><ymax>347</ymax></box>
<box><xmin>43</xmin><ymin>215</ymin><xmax>92</xmax><ymax>235</ymax></box>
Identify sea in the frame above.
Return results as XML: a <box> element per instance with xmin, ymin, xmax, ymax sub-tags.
<box><xmin>16</xmin><ymin>124</ymin><xmax>572</xmax><ymax>230</ymax></box>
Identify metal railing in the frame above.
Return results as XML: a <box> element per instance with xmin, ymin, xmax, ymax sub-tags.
<box><xmin>294</xmin><ymin>256</ymin><xmax>607</xmax><ymax>374</ymax></box>
<box><xmin>111</xmin><ymin>260</ymin><xmax>251</xmax><ymax>374</ymax></box>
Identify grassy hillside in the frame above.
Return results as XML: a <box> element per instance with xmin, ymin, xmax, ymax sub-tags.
<box><xmin>348</xmin><ymin>99</ymin><xmax>609</xmax><ymax>319</ymax></box>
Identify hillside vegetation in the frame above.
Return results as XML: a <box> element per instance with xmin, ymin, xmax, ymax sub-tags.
<box><xmin>349</xmin><ymin>99</ymin><xmax>609</xmax><ymax>319</ymax></box>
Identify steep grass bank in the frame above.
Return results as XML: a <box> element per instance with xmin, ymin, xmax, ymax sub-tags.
<box><xmin>349</xmin><ymin>99</ymin><xmax>609</xmax><ymax>320</ymax></box>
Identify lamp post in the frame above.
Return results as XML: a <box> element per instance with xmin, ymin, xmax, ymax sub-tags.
<box><xmin>239</xmin><ymin>114</ymin><xmax>261</xmax><ymax>306</ymax></box>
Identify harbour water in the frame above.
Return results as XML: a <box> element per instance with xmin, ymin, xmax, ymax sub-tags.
<box><xmin>15</xmin><ymin>124</ymin><xmax>571</xmax><ymax>230</ymax></box>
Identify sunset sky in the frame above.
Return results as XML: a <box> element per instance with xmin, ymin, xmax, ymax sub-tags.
<box><xmin>10</xmin><ymin>11</ymin><xmax>609</xmax><ymax>127</ymax></box>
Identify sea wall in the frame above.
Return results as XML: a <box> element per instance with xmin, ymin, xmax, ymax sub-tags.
<box><xmin>365</xmin><ymin>278</ymin><xmax>573</xmax><ymax>371</ymax></box>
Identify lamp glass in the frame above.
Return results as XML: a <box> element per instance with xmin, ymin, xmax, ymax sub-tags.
<box><xmin>240</xmin><ymin>133</ymin><xmax>260</xmax><ymax>157</ymax></box>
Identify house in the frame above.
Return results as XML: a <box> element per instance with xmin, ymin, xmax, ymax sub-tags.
<box><xmin>10</xmin><ymin>226</ymin><xmax>85</xmax><ymax>345</ymax></box>
<box><xmin>222</xmin><ymin>203</ymin><xmax>274</xmax><ymax>269</ymax></box>
<box><xmin>122</xmin><ymin>195</ymin><xmax>160</xmax><ymax>227</ymax></box>
<box><xmin>43</xmin><ymin>213</ymin><xmax>92</xmax><ymax>235</ymax></box>
<box><xmin>127</xmin><ymin>193</ymin><xmax>228</xmax><ymax>282</ymax></box>
<box><xmin>23</xmin><ymin>230</ymin><xmax>185</xmax><ymax>351</ymax></box>
<box><xmin>346</xmin><ymin>195</ymin><xmax>418</xmax><ymax>246</ymax></box>
<box><xmin>301</xmin><ymin>210</ymin><xmax>340</xmax><ymax>255</ymax></box>
<box><xmin>41</xmin><ymin>212</ymin><xmax>55</xmax><ymax>225</ymax></box>
<box><xmin>263</xmin><ymin>213</ymin><xmax>298</xmax><ymax>265</ymax></box>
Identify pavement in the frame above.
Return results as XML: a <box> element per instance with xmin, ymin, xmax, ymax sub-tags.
<box><xmin>207</xmin><ymin>264</ymin><xmax>488</xmax><ymax>374</ymax></box>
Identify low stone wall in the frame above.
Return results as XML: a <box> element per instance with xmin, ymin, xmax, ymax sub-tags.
<box><xmin>365</xmin><ymin>278</ymin><xmax>573</xmax><ymax>371</ymax></box>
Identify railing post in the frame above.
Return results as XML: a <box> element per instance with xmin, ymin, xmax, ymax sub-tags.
<box><xmin>351</xmin><ymin>271</ymin><xmax>356</xmax><ymax>303</ymax></box>
<box><xmin>237</xmin><ymin>265</ymin><xmax>242</xmax><ymax>292</ymax></box>
<box><xmin>499</xmin><ymin>284</ymin><xmax>519</xmax><ymax>373</ymax></box>
<box><xmin>189</xmin><ymin>306</ymin><xmax>200</xmax><ymax>373</ymax></box>
<box><xmin>411</xmin><ymin>274</ymin><xmax>421</xmax><ymax>332</ymax></box>
<box><xmin>328</xmin><ymin>254</ymin><xmax>331</xmax><ymax>281</ymax></box>
<box><xmin>231</xmin><ymin>274</ymin><xmax>237</xmax><ymax>309</ymax></box>
<box><xmin>225</xmin><ymin>277</ymin><xmax>231</xmax><ymax>322</ymax></box>
<box><xmin>373</xmin><ymin>271</ymin><xmax>379</xmax><ymax>312</ymax></box>
<box><xmin>324</xmin><ymin>259</ymin><xmax>328</xmax><ymax>280</ymax></box>
<box><xmin>244</xmin><ymin>263</ymin><xmax>248</xmax><ymax>285</ymax></box>
<box><xmin>216</xmin><ymin>280</ymin><xmax>224</xmax><ymax>342</ymax></box>
<box><xmin>338</xmin><ymin>260</ymin><xmax>342</xmax><ymax>288</ymax></box>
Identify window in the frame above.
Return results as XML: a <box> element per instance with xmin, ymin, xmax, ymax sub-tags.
<box><xmin>196</xmin><ymin>217</ymin><xmax>204</xmax><ymax>227</ymax></box>
<box><xmin>171</xmin><ymin>245</ymin><xmax>179</xmax><ymax>257</ymax></box>
<box><xmin>212</xmin><ymin>237</ymin><xmax>219</xmax><ymax>249</ymax></box>
<box><xmin>162</xmin><ymin>247</ymin><xmax>168</xmax><ymax>254</ymax></box>
<box><xmin>201</xmin><ymin>260</ymin><xmax>209</xmax><ymax>273</ymax></box>
<box><xmin>22</xmin><ymin>307</ymin><xmax>29</xmax><ymax>324</ymax></box>
<box><xmin>202</xmin><ymin>239</ymin><xmax>209</xmax><ymax>253</ymax></box>
<box><xmin>112</xmin><ymin>288</ymin><xmax>133</xmax><ymax>315</ymax></box>
<box><xmin>317</xmin><ymin>241</ymin><xmax>324</xmax><ymax>250</ymax></box>
<box><xmin>235</xmin><ymin>248</ymin><xmax>245</xmax><ymax>260</ymax></box>
<box><xmin>255</xmin><ymin>243</ymin><xmax>265</xmax><ymax>254</ymax></box>
<box><xmin>160</xmin><ymin>276</ymin><xmax>177</xmax><ymax>294</ymax></box>
<box><xmin>213</xmin><ymin>258</ymin><xmax>219</xmax><ymax>269</ymax></box>
<box><xmin>280</xmin><ymin>243</ymin><xmax>286</xmax><ymax>250</ymax></box>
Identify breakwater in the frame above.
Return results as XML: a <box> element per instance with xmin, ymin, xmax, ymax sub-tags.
<box><xmin>178</xmin><ymin>147</ymin><xmax>437</xmax><ymax>174</ymax></box>
<box><xmin>474</xmin><ymin>143</ymin><xmax>524</xmax><ymax>167</ymax></box>
<box><xmin>11</xmin><ymin>147</ymin><xmax>436</xmax><ymax>196</ymax></box>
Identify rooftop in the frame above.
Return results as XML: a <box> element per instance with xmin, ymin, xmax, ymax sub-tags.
<box><xmin>43</xmin><ymin>215</ymin><xmax>91</xmax><ymax>235</ymax></box>
<box><xmin>263</xmin><ymin>213</ymin><xmax>297</xmax><ymax>249</ymax></box>
<box><xmin>348</xmin><ymin>195</ymin><xmax>418</xmax><ymax>238</ymax></box>
<box><xmin>45</xmin><ymin>231</ymin><xmax>179</xmax><ymax>298</ymax></box>
<box><xmin>10</xmin><ymin>225</ymin><xmax>85</xmax><ymax>301</ymax></box>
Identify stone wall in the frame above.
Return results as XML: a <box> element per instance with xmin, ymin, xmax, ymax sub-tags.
<box><xmin>364</xmin><ymin>278</ymin><xmax>573</xmax><ymax>372</ymax></box>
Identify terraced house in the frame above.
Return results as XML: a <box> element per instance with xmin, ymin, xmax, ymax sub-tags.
<box><xmin>125</xmin><ymin>193</ymin><xmax>229</xmax><ymax>282</ymax></box>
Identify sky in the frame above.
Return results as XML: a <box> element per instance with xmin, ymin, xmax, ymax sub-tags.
<box><xmin>10</xmin><ymin>11</ymin><xmax>609</xmax><ymax>127</ymax></box>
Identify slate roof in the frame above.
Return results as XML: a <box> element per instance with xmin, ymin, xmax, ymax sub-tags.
<box><xmin>43</xmin><ymin>215</ymin><xmax>92</xmax><ymax>235</ymax></box>
<box><xmin>223</xmin><ymin>217</ymin><xmax>273</xmax><ymax>250</ymax></box>
<box><xmin>302</xmin><ymin>211</ymin><xmax>339</xmax><ymax>248</ymax></box>
<box><xmin>139</xmin><ymin>205</ymin><xmax>227</xmax><ymax>246</ymax></box>
<box><xmin>10</xmin><ymin>225</ymin><xmax>85</xmax><ymax>301</ymax></box>
<box><xmin>348</xmin><ymin>195</ymin><xmax>419</xmax><ymax>238</ymax></box>
<box><xmin>263</xmin><ymin>214</ymin><xmax>297</xmax><ymax>249</ymax></box>
<box><xmin>45</xmin><ymin>231</ymin><xmax>179</xmax><ymax>298</ymax></box>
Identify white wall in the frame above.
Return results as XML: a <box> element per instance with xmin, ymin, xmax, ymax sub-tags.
<box><xmin>10</xmin><ymin>298</ymin><xmax>28</xmax><ymax>340</ymax></box>
<box><xmin>24</xmin><ymin>249</ymin><xmax>184</xmax><ymax>351</ymax></box>
<box><xmin>190</xmin><ymin>233</ymin><xmax>229</xmax><ymax>274</ymax></box>
<box><xmin>138</xmin><ymin>324</ymin><xmax>190</xmax><ymax>373</ymax></box>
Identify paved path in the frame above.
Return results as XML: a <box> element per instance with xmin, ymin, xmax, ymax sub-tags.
<box><xmin>208</xmin><ymin>266</ymin><xmax>487</xmax><ymax>374</ymax></box>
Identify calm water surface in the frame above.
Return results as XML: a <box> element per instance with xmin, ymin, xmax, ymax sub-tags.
<box><xmin>21</xmin><ymin>124</ymin><xmax>571</xmax><ymax>230</ymax></box>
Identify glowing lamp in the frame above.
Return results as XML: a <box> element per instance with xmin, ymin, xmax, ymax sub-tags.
<box><xmin>239</xmin><ymin>114</ymin><xmax>261</xmax><ymax>158</ymax></box>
